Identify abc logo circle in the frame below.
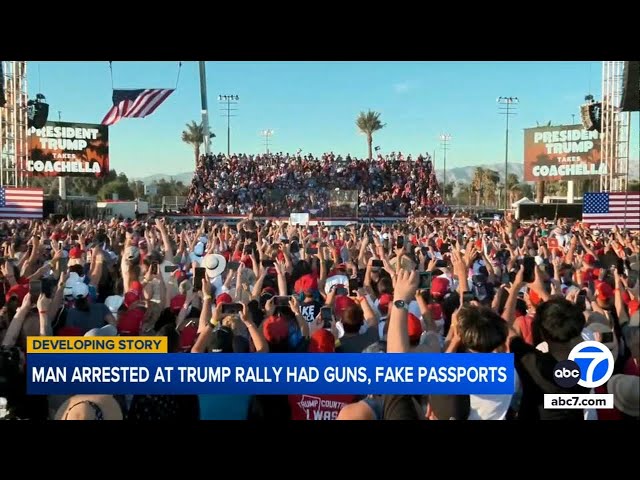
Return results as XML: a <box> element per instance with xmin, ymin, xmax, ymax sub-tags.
<box><xmin>553</xmin><ymin>360</ymin><xmax>581</xmax><ymax>388</ymax></box>
<box><xmin>554</xmin><ymin>340</ymin><xmax>615</xmax><ymax>389</ymax></box>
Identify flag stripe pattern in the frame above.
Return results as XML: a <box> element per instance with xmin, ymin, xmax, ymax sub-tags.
<box><xmin>101</xmin><ymin>89</ymin><xmax>174</xmax><ymax>126</ymax></box>
<box><xmin>0</xmin><ymin>187</ymin><xmax>44</xmax><ymax>219</ymax></box>
<box><xmin>583</xmin><ymin>191</ymin><xmax>640</xmax><ymax>229</ymax></box>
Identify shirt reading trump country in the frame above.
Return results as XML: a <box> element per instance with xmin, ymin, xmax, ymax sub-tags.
<box><xmin>288</xmin><ymin>394</ymin><xmax>357</xmax><ymax>420</ymax></box>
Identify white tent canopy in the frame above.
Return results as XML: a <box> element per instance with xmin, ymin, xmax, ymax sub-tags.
<box><xmin>512</xmin><ymin>197</ymin><xmax>535</xmax><ymax>207</ymax></box>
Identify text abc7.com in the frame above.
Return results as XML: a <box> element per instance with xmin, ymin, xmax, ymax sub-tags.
<box><xmin>545</xmin><ymin>341</ymin><xmax>615</xmax><ymax>409</ymax></box>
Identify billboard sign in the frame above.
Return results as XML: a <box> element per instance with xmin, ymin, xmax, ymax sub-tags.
<box><xmin>523</xmin><ymin>124</ymin><xmax>603</xmax><ymax>182</ymax></box>
<box><xmin>27</xmin><ymin>121</ymin><xmax>109</xmax><ymax>177</ymax></box>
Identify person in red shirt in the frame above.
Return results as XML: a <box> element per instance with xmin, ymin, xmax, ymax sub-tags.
<box><xmin>288</xmin><ymin>329</ymin><xmax>358</xmax><ymax>420</ymax></box>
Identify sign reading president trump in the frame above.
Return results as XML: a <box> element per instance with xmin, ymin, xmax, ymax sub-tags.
<box><xmin>523</xmin><ymin>124</ymin><xmax>603</xmax><ymax>182</ymax></box>
<box><xmin>27</xmin><ymin>121</ymin><xmax>109</xmax><ymax>178</ymax></box>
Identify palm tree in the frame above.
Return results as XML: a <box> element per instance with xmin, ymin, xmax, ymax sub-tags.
<box><xmin>506</xmin><ymin>173</ymin><xmax>520</xmax><ymax>205</ymax></box>
<box><xmin>181</xmin><ymin>121</ymin><xmax>216</xmax><ymax>163</ymax></box>
<box><xmin>482</xmin><ymin>170</ymin><xmax>500</xmax><ymax>206</ymax></box>
<box><xmin>471</xmin><ymin>167</ymin><xmax>485</xmax><ymax>206</ymax></box>
<box><xmin>356</xmin><ymin>110</ymin><xmax>385</xmax><ymax>160</ymax></box>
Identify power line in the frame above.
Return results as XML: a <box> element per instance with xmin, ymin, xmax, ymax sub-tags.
<box><xmin>218</xmin><ymin>94</ymin><xmax>239</xmax><ymax>157</ymax></box>
<box><xmin>497</xmin><ymin>96</ymin><xmax>519</xmax><ymax>213</ymax></box>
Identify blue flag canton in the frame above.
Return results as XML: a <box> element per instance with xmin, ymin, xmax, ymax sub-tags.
<box><xmin>112</xmin><ymin>89</ymin><xmax>146</xmax><ymax>105</ymax></box>
<box><xmin>0</xmin><ymin>187</ymin><xmax>6</xmax><ymax>207</ymax></box>
<box><xmin>583</xmin><ymin>193</ymin><xmax>609</xmax><ymax>214</ymax></box>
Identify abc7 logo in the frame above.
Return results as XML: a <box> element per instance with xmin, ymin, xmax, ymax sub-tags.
<box><xmin>553</xmin><ymin>341</ymin><xmax>615</xmax><ymax>389</ymax></box>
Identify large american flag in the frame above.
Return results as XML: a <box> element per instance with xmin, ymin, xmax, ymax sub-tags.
<box><xmin>0</xmin><ymin>187</ymin><xmax>44</xmax><ymax>219</ymax></box>
<box><xmin>583</xmin><ymin>191</ymin><xmax>640</xmax><ymax>230</ymax></box>
<box><xmin>101</xmin><ymin>89</ymin><xmax>174</xmax><ymax>126</ymax></box>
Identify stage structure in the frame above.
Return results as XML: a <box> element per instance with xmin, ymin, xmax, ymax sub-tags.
<box><xmin>600</xmin><ymin>61</ymin><xmax>631</xmax><ymax>193</ymax></box>
<box><xmin>0</xmin><ymin>61</ymin><xmax>29</xmax><ymax>187</ymax></box>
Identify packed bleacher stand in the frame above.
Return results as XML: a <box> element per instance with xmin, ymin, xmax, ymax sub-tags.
<box><xmin>185</xmin><ymin>152</ymin><xmax>447</xmax><ymax>217</ymax></box>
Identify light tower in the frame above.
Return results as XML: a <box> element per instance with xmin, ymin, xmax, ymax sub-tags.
<box><xmin>0</xmin><ymin>61</ymin><xmax>29</xmax><ymax>187</ymax></box>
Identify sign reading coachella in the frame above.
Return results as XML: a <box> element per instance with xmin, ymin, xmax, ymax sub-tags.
<box><xmin>27</xmin><ymin>121</ymin><xmax>109</xmax><ymax>177</ymax></box>
<box><xmin>523</xmin><ymin>124</ymin><xmax>603</xmax><ymax>182</ymax></box>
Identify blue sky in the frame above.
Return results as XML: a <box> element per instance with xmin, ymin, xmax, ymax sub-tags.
<box><xmin>29</xmin><ymin>61</ymin><xmax>638</xmax><ymax>179</ymax></box>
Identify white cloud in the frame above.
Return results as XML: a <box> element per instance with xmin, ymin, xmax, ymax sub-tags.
<box><xmin>393</xmin><ymin>82</ymin><xmax>411</xmax><ymax>94</ymax></box>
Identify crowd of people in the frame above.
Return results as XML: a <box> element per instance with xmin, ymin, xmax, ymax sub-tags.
<box><xmin>185</xmin><ymin>152</ymin><xmax>447</xmax><ymax>217</ymax></box>
<box><xmin>0</xmin><ymin>213</ymin><xmax>638</xmax><ymax>420</ymax></box>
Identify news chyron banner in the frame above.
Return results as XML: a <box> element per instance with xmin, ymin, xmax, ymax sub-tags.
<box><xmin>27</xmin><ymin>121</ymin><xmax>109</xmax><ymax>178</ymax></box>
<box><xmin>523</xmin><ymin>124</ymin><xmax>603</xmax><ymax>182</ymax></box>
<box><xmin>26</xmin><ymin>337</ymin><xmax>516</xmax><ymax>396</ymax></box>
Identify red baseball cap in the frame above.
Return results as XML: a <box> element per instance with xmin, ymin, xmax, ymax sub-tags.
<box><xmin>377</xmin><ymin>293</ymin><xmax>393</xmax><ymax>316</ymax></box>
<box><xmin>173</xmin><ymin>269</ymin><xmax>187</xmax><ymax>284</ymax></box>
<box><xmin>334</xmin><ymin>296</ymin><xmax>356</xmax><ymax>320</ymax></box>
<box><xmin>117</xmin><ymin>309</ymin><xmax>144</xmax><ymax>336</ymax></box>
<box><xmin>262</xmin><ymin>315</ymin><xmax>289</xmax><ymax>343</ymax></box>
<box><xmin>170</xmin><ymin>294</ymin><xmax>186</xmax><ymax>313</ymax></box>
<box><xmin>407</xmin><ymin>313</ymin><xmax>423</xmax><ymax>343</ymax></box>
<box><xmin>295</xmin><ymin>273</ymin><xmax>318</xmax><ymax>294</ymax></box>
<box><xmin>179</xmin><ymin>324</ymin><xmax>198</xmax><ymax>351</ymax></box>
<box><xmin>595</xmin><ymin>281</ymin><xmax>614</xmax><ymax>302</ymax></box>
<box><xmin>69</xmin><ymin>247</ymin><xmax>83</xmax><ymax>260</ymax></box>
<box><xmin>261</xmin><ymin>287</ymin><xmax>277</xmax><ymax>298</ymax></box>
<box><xmin>216</xmin><ymin>293</ymin><xmax>233</xmax><ymax>305</ymax></box>
<box><xmin>431</xmin><ymin>277</ymin><xmax>450</xmax><ymax>299</ymax></box>
<box><xmin>427</xmin><ymin>303</ymin><xmax>443</xmax><ymax>321</ymax></box>
<box><xmin>5</xmin><ymin>284</ymin><xmax>29</xmax><ymax>304</ymax></box>
<box><xmin>584</xmin><ymin>254</ymin><xmax>596</xmax><ymax>266</ymax></box>
<box><xmin>241</xmin><ymin>256</ymin><xmax>253</xmax><ymax>269</ymax></box>
<box><xmin>308</xmin><ymin>329</ymin><xmax>335</xmax><ymax>353</ymax></box>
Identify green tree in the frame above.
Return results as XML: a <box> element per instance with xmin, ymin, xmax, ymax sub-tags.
<box><xmin>98</xmin><ymin>180</ymin><xmax>135</xmax><ymax>201</ymax></box>
<box><xmin>454</xmin><ymin>181</ymin><xmax>472</xmax><ymax>207</ymax></box>
<box><xmin>356</xmin><ymin>110</ymin><xmax>385</xmax><ymax>160</ymax></box>
<box><xmin>444</xmin><ymin>181</ymin><xmax>455</xmax><ymax>200</ymax></box>
<box><xmin>629</xmin><ymin>180</ymin><xmax>640</xmax><ymax>192</ymax></box>
<box><xmin>155</xmin><ymin>178</ymin><xmax>189</xmax><ymax>197</ymax></box>
<box><xmin>129</xmin><ymin>180</ymin><xmax>146</xmax><ymax>199</ymax></box>
<box><xmin>473</xmin><ymin>168</ymin><xmax>500</xmax><ymax>206</ymax></box>
<box><xmin>181</xmin><ymin>120</ymin><xmax>216</xmax><ymax>164</ymax></box>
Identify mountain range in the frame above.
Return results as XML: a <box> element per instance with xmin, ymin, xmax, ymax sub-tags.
<box><xmin>133</xmin><ymin>162</ymin><xmax>527</xmax><ymax>186</ymax></box>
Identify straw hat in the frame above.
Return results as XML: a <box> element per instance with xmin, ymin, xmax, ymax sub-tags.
<box><xmin>54</xmin><ymin>395</ymin><xmax>123</xmax><ymax>420</ymax></box>
<box><xmin>608</xmin><ymin>375</ymin><xmax>639</xmax><ymax>417</ymax></box>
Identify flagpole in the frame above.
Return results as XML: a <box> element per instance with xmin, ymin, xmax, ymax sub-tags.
<box><xmin>198</xmin><ymin>61</ymin><xmax>211</xmax><ymax>156</ymax></box>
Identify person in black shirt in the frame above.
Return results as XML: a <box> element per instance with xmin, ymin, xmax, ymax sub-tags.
<box><xmin>510</xmin><ymin>297</ymin><xmax>589</xmax><ymax>420</ymax></box>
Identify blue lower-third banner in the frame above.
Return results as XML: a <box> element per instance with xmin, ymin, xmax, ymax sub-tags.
<box><xmin>27</xmin><ymin>353</ymin><xmax>515</xmax><ymax>395</ymax></box>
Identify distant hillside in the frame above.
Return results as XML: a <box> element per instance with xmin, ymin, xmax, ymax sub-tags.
<box><xmin>443</xmin><ymin>163</ymin><xmax>525</xmax><ymax>184</ymax></box>
<box><xmin>133</xmin><ymin>172</ymin><xmax>194</xmax><ymax>185</ymax></box>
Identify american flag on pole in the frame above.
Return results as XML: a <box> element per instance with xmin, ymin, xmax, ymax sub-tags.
<box><xmin>0</xmin><ymin>187</ymin><xmax>44</xmax><ymax>219</ymax></box>
<box><xmin>582</xmin><ymin>191</ymin><xmax>640</xmax><ymax>230</ymax></box>
<box><xmin>101</xmin><ymin>89</ymin><xmax>174</xmax><ymax>126</ymax></box>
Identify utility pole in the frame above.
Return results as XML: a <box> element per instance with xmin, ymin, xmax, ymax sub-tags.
<box><xmin>198</xmin><ymin>62</ymin><xmax>211</xmax><ymax>155</ymax></box>
<box><xmin>260</xmin><ymin>129</ymin><xmax>274</xmax><ymax>154</ymax></box>
<box><xmin>218</xmin><ymin>94</ymin><xmax>239</xmax><ymax>157</ymax></box>
<box><xmin>439</xmin><ymin>134</ymin><xmax>451</xmax><ymax>202</ymax></box>
<box><xmin>497</xmin><ymin>97</ymin><xmax>519</xmax><ymax>213</ymax></box>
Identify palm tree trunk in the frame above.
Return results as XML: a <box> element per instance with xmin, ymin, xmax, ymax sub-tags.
<box><xmin>195</xmin><ymin>145</ymin><xmax>201</xmax><ymax>166</ymax></box>
<box><xmin>367</xmin><ymin>134</ymin><xmax>373</xmax><ymax>160</ymax></box>
<box><xmin>536</xmin><ymin>181</ymin><xmax>545</xmax><ymax>203</ymax></box>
